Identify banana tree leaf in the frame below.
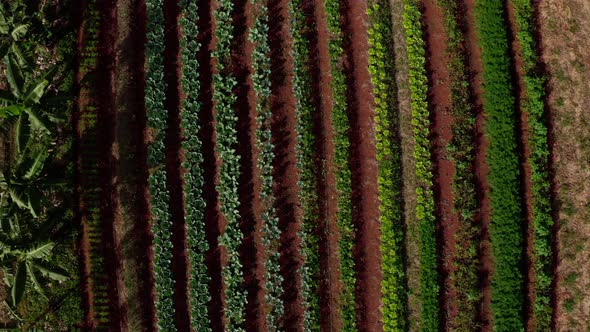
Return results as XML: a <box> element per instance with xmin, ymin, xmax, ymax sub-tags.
<box><xmin>26</xmin><ymin>242</ymin><xmax>54</xmax><ymax>259</ymax></box>
<box><xmin>15</xmin><ymin>113</ymin><xmax>29</xmax><ymax>153</ymax></box>
<box><xmin>23</xmin><ymin>150</ymin><xmax>47</xmax><ymax>180</ymax></box>
<box><xmin>10</xmin><ymin>43</ymin><xmax>32</xmax><ymax>70</ymax></box>
<box><xmin>8</xmin><ymin>187</ymin><xmax>28</xmax><ymax>211</ymax></box>
<box><xmin>10</xmin><ymin>24</ymin><xmax>28</xmax><ymax>41</ymax></box>
<box><xmin>11</xmin><ymin>261</ymin><xmax>26</xmax><ymax>307</ymax></box>
<box><xmin>34</xmin><ymin>262</ymin><xmax>68</xmax><ymax>282</ymax></box>
<box><xmin>0</xmin><ymin>89</ymin><xmax>15</xmax><ymax>106</ymax></box>
<box><xmin>27</xmin><ymin>189</ymin><xmax>41</xmax><ymax>217</ymax></box>
<box><xmin>26</xmin><ymin>262</ymin><xmax>47</xmax><ymax>300</ymax></box>
<box><xmin>24</xmin><ymin>107</ymin><xmax>49</xmax><ymax>131</ymax></box>
<box><xmin>23</xmin><ymin>79</ymin><xmax>48</xmax><ymax>105</ymax></box>
<box><xmin>5</xmin><ymin>54</ymin><xmax>24</xmax><ymax>98</ymax></box>
<box><xmin>0</xmin><ymin>104</ymin><xmax>24</xmax><ymax>118</ymax></box>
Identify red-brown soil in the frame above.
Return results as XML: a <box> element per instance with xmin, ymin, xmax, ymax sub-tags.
<box><xmin>196</xmin><ymin>0</ymin><xmax>227</xmax><ymax>329</ymax></box>
<box><xmin>115</xmin><ymin>0</ymin><xmax>157</xmax><ymax>329</ymax></box>
<box><xmin>339</xmin><ymin>1</ymin><xmax>382</xmax><ymax>330</ymax></box>
<box><xmin>461</xmin><ymin>0</ymin><xmax>493</xmax><ymax>329</ymax></box>
<box><xmin>300</xmin><ymin>0</ymin><xmax>342</xmax><ymax>330</ymax></box>
<box><xmin>420</xmin><ymin>0</ymin><xmax>459</xmax><ymax>329</ymax></box>
<box><xmin>504</xmin><ymin>2</ymin><xmax>536</xmax><ymax>330</ymax></box>
<box><xmin>73</xmin><ymin>1</ymin><xmax>97</xmax><ymax>328</ymax></box>
<box><xmin>162</xmin><ymin>0</ymin><xmax>192</xmax><ymax>329</ymax></box>
<box><xmin>96</xmin><ymin>0</ymin><xmax>129</xmax><ymax>330</ymax></box>
<box><xmin>267</xmin><ymin>0</ymin><xmax>305</xmax><ymax>329</ymax></box>
<box><xmin>230</xmin><ymin>0</ymin><xmax>268</xmax><ymax>330</ymax></box>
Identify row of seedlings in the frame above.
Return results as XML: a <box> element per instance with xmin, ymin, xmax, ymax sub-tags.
<box><xmin>367</xmin><ymin>0</ymin><xmax>406</xmax><ymax>330</ymax></box>
<box><xmin>144</xmin><ymin>0</ymin><xmax>178</xmax><ymax>329</ymax></box>
<box><xmin>324</xmin><ymin>0</ymin><xmax>356</xmax><ymax>329</ymax></box>
<box><xmin>401</xmin><ymin>0</ymin><xmax>439</xmax><ymax>330</ymax></box>
<box><xmin>179</xmin><ymin>0</ymin><xmax>211</xmax><ymax>330</ymax></box>
<box><xmin>290</xmin><ymin>0</ymin><xmax>319</xmax><ymax>328</ymax></box>
<box><xmin>473</xmin><ymin>0</ymin><xmax>526</xmax><ymax>329</ymax></box>
<box><xmin>437</xmin><ymin>0</ymin><xmax>482</xmax><ymax>329</ymax></box>
<box><xmin>212</xmin><ymin>0</ymin><xmax>246</xmax><ymax>329</ymax></box>
<box><xmin>509</xmin><ymin>0</ymin><xmax>553</xmax><ymax>329</ymax></box>
<box><xmin>76</xmin><ymin>0</ymin><xmax>110</xmax><ymax>327</ymax></box>
<box><xmin>250</xmin><ymin>0</ymin><xmax>284</xmax><ymax>327</ymax></box>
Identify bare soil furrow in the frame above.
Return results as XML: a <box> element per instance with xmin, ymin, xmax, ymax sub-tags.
<box><xmin>267</xmin><ymin>0</ymin><xmax>305</xmax><ymax>328</ymax></box>
<box><xmin>230</xmin><ymin>0</ymin><xmax>268</xmax><ymax>329</ymax></box>
<box><xmin>340</xmin><ymin>0</ymin><xmax>382</xmax><ymax>330</ymax></box>
<box><xmin>461</xmin><ymin>0</ymin><xmax>493</xmax><ymax>329</ymax></box>
<box><xmin>162</xmin><ymin>0</ymin><xmax>192</xmax><ymax>329</ymax></box>
<box><xmin>420</xmin><ymin>0</ymin><xmax>459</xmax><ymax>328</ymax></box>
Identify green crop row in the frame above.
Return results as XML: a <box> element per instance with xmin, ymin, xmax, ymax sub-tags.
<box><xmin>509</xmin><ymin>0</ymin><xmax>553</xmax><ymax>329</ymax></box>
<box><xmin>437</xmin><ymin>0</ymin><xmax>481</xmax><ymax>329</ymax></box>
<box><xmin>401</xmin><ymin>1</ymin><xmax>439</xmax><ymax>330</ymax></box>
<box><xmin>145</xmin><ymin>0</ymin><xmax>177</xmax><ymax>329</ymax></box>
<box><xmin>178</xmin><ymin>1</ymin><xmax>211</xmax><ymax>330</ymax></box>
<box><xmin>290</xmin><ymin>0</ymin><xmax>319</xmax><ymax>329</ymax></box>
<box><xmin>367</xmin><ymin>1</ymin><xmax>406</xmax><ymax>331</ymax></box>
<box><xmin>212</xmin><ymin>0</ymin><xmax>246</xmax><ymax>330</ymax></box>
<box><xmin>324</xmin><ymin>0</ymin><xmax>355</xmax><ymax>330</ymax></box>
<box><xmin>250</xmin><ymin>0</ymin><xmax>284</xmax><ymax>328</ymax></box>
<box><xmin>473</xmin><ymin>0</ymin><xmax>525</xmax><ymax>329</ymax></box>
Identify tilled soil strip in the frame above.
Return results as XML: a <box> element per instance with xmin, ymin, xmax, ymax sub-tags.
<box><xmin>420</xmin><ymin>0</ymin><xmax>459</xmax><ymax>328</ymax></box>
<box><xmin>162</xmin><ymin>0</ymin><xmax>192</xmax><ymax>329</ymax></box>
<box><xmin>505</xmin><ymin>2</ymin><xmax>536</xmax><ymax>330</ymax></box>
<box><xmin>96</xmin><ymin>0</ymin><xmax>129</xmax><ymax>330</ymax></box>
<box><xmin>115</xmin><ymin>0</ymin><xmax>158</xmax><ymax>329</ymax></box>
<box><xmin>340</xmin><ymin>0</ymin><xmax>382</xmax><ymax>330</ymax></box>
<box><xmin>267</xmin><ymin>0</ymin><xmax>305</xmax><ymax>328</ymax></box>
<box><xmin>461</xmin><ymin>0</ymin><xmax>493</xmax><ymax>329</ymax></box>
<box><xmin>196</xmin><ymin>0</ymin><xmax>227</xmax><ymax>329</ymax></box>
<box><xmin>73</xmin><ymin>1</ymin><xmax>94</xmax><ymax>327</ymax></box>
<box><xmin>230</xmin><ymin>0</ymin><xmax>268</xmax><ymax>329</ymax></box>
<box><xmin>299</xmin><ymin>0</ymin><xmax>343</xmax><ymax>330</ymax></box>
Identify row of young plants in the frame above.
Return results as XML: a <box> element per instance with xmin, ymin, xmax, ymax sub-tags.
<box><xmin>249</xmin><ymin>0</ymin><xmax>284</xmax><ymax>327</ymax></box>
<box><xmin>401</xmin><ymin>1</ymin><xmax>439</xmax><ymax>330</ymax></box>
<box><xmin>437</xmin><ymin>0</ymin><xmax>482</xmax><ymax>329</ymax></box>
<box><xmin>290</xmin><ymin>0</ymin><xmax>320</xmax><ymax>329</ymax></box>
<box><xmin>212</xmin><ymin>0</ymin><xmax>246</xmax><ymax>329</ymax></box>
<box><xmin>473</xmin><ymin>0</ymin><xmax>525</xmax><ymax>329</ymax></box>
<box><xmin>145</xmin><ymin>0</ymin><xmax>177</xmax><ymax>329</ymax></box>
<box><xmin>509</xmin><ymin>0</ymin><xmax>553</xmax><ymax>329</ymax></box>
<box><xmin>78</xmin><ymin>1</ymin><xmax>111</xmax><ymax>327</ymax></box>
<box><xmin>324</xmin><ymin>1</ymin><xmax>356</xmax><ymax>329</ymax></box>
<box><xmin>367</xmin><ymin>1</ymin><xmax>406</xmax><ymax>331</ymax></box>
<box><xmin>178</xmin><ymin>1</ymin><xmax>211</xmax><ymax>330</ymax></box>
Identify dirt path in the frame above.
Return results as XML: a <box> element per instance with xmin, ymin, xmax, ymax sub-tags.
<box><xmin>536</xmin><ymin>0</ymin><xmax>590</xmax><ymax>330</ymax></box>
<box><xmin>96</xmin><ymin>0</ymin><xmax>129</xmax><ymax>330</ymax></box>
<box><xmin>420</xmin><ymin>0</ymin><xmax>459</xmax><ymax>329</ymax></box>
<box><xmin>297</xmin><ymin>0</ymin><xmax>343</xmax><ymax>330</ymax></box>
<box><xmin>504</xmin><ymin>2</ymin><xmax>536</xmax><ymax>330</ymax></box>
<box><xmin>340</xmin><ymin>1</ymin><xmax>382</xmax><ymax>330</ymax></box>
<box><xmin>267</xmin><ymin>0</ymin><xmax>305</xmax><ymax>328</ymax></box>
<box><xmin>230</xmin><ymin>0</ymin><xmax>268</xmax><ymax>329</ymax></box>
<box><xmin>461</xmin><ymin>0</ymin><xmax>493</xmax><ymax>329</ymax></box>
<box><xmin>115</xmin><ymin>0</ymin><xmax>157</xmax><ymax>330</ymax></box>
<box><xmin>389</xmin><ymin>0</ymin><xmax>421</xmax><ymax>328</ymax></box>
<box><xmin>196</xmin><ymin>0</ymin><xmax>226</xmax><ymax>329</ymax></box>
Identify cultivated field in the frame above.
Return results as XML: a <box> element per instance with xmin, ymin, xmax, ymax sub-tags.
<box><xmin>0</xmin><ymin>0</ymin><xmax>588</xmax><ymax>331</ymax></box>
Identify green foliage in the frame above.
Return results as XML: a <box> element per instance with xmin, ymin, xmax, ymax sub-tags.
<box><xmin>178</xmin><ymin>1</ymin><xmax>210</xmax><ymax>330</ymax></box>
<box><xmin>250</xmin><ymin>0</ymin><xmax>284</xmax><ymax>328</ymax></box>
<box><xmin>324</xmin><ymin>0</ymin><xmax>356</xmax><ymax>329</ymax></box>
<box><xmin>290</xmin><ymin>0</ymin><xmax>318</xmax><ymax>329</ymax></box>
<box><xmin>367</xmin><ymin>1</ymin><xmax>406</xmax><ymax>331</ymax></box>
<box><xmin>212</xmin><ymin>0</ymin><xmax>245</xmax><ymax>329</ymax></box>
<box><xmin>473</xmin><ymin>0</ymin><xmax>525</xmax><ymax>329</ymax></box>
<box><xmin>401</xmin><ymin>1</ymin><xmax>438</xmax><ymax>330</ymax></box>
<box><xmin>510</xmin><ymin>1</ymin><xmax>553</xmax><ymax>329</ymax></box>
<box><xmin>437</xmin><ymin>0</ymin><xmax>481</xmax><ymax>329</ymax></box>
<box><xmin>145</xmin><ymin>0</ymin><xmax>177</xmax><ymax>329</ymax></box>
